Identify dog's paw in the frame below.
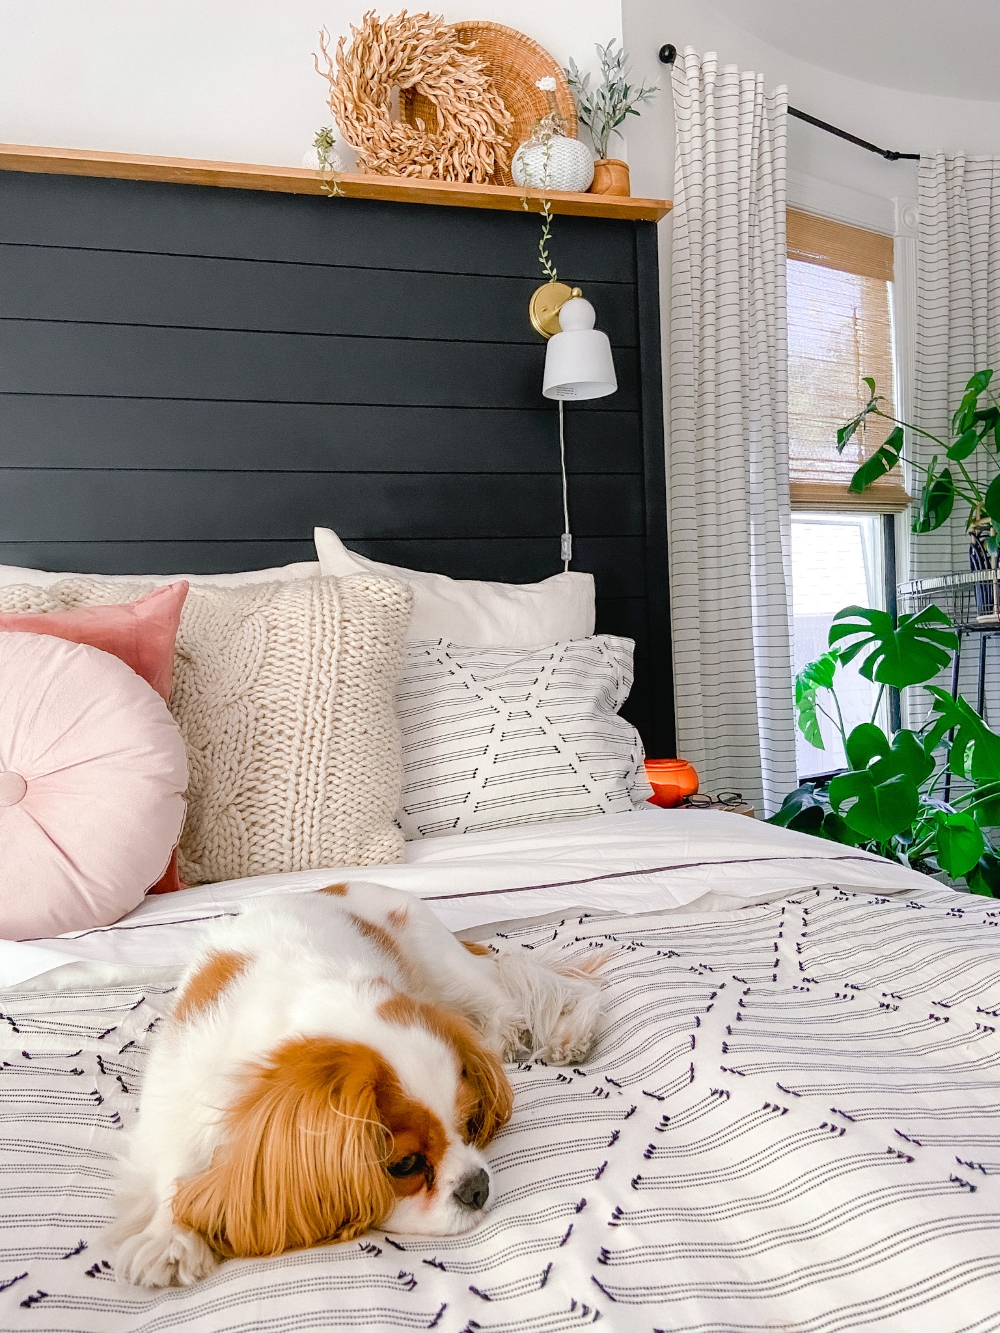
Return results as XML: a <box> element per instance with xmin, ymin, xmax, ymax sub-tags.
<box><xmin>533</xmin><ymin>991</ymin><xmax>604</xmax><ymax>1066</ymax></box>
<box><xmin>115</xmin><ymin>1221</ymin><xmax>217</xmax><ymax>1287</ymax></box>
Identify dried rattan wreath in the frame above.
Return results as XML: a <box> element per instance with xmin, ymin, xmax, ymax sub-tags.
<box><xmin>316</xmin><ymin>11</ymin><xmax>513</xmax><ymax>183</ymax></box>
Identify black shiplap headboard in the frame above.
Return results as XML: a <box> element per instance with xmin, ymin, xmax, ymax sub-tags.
<box><xmin>0</xmin><ymin>169</ymin><xmax>674</xmax><ymax>754</ymax></box>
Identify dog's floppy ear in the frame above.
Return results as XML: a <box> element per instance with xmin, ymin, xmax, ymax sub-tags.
<box><xmin>445</xmin><ymin>1014</ymin><xmax>513</xmax><ymax>1148</ymax></box>
<box><xmin>172</xmin><ymin>1037</ymin><xmax>395</xmax><ymax>1258</ymax></box>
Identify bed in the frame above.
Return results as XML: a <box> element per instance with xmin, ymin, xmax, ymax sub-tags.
<box><xmin>2</xmin><ymin>156</ymin><xmax>999</xmax><ymax>1332</ymax></box>
<box><xmin>4</xmin><ymin>811</ymin><xmax>1000</xmax><ymax>1330</ymax></box>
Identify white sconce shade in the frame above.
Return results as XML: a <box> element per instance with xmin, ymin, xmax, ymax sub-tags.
<box><xmin>542</xmin><ymin>297</ymin><xmax>618</xmax><ymax>401</ymax></box>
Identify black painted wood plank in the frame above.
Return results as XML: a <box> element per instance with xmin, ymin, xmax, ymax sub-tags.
<box><xmin>0</xmin><ymin>397</ymin><xmax>642</xmax><ymax>474</ymax></box>
<box><xmin>0</xmin><ymin>171</ymin><xmax>671</xmax><ymax>752</ymax></box>
<box><xmin>0</xmin><ymin>471</ymin><xmax>644</xmax><ymax>542</ymax></box>
<box><xmin>0</xmin><ymin>535</ymin><xmax>645</xmax><ymax>596</ymax></box>
<box><xmin>0</xmin><ymin>540</ymin><xmax>318</xmax><ymax>575</ymax></box>
<box><xmin>0</xmin><ymin>321</ymin><xmax>639</xmax><ymax>412</ymax></box>
<box><xmin>0</xmin><ymin>245</ymin><xmax>638</xmax><ymax>347</ymax></box>
<box><xmin>0</xmin><ymin>173</ymin><xmax>637</xmax><ymax>283</ymax></box>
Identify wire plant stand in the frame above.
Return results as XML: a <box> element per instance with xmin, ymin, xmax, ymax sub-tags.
<box><xmin>897</xmin><ymin>567</ymin><xmax>1000</xmax><ymax>627</ymax></box>
<box><xmin>898</xmin><ymin>570</ymin><xmax>1000</xmax><ymax>801</ymax></box>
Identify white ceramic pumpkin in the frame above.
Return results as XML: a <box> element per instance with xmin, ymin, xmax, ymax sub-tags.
<box><xmin>511</xmin><ymin>134</ymin><xmax>595</xmax><ymax>193</ymax></box>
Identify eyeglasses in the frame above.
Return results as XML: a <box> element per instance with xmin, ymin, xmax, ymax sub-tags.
<box><xmin>682</xmin><ymin>791</ymin><xmax>745</xmax><ymax>810</ymax></box>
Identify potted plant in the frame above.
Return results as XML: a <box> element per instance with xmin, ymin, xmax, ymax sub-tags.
<box><xmin>565</xmin><ymin>40</ymin><xmax>657</xmax><ymax>197</ymax></box>
<box><xmin>771</xmin><ymin>602</ymin><xmax>1000</xmax><ymax>895</ymax></box>
<box><xmin>841</xmin><ymin>368</ymin><xmax>1000</xmax><ymax>615</ymax></box>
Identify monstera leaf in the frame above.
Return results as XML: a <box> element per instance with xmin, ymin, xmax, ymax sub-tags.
<box><xmin>841</xmin><ymin>723</ymin><xmax>935</xmax><ymax>786</ymax></box>
<box><xmin>794</xmin><ymin>650</ymin><xmax>840</xmax><ymax>749</ymax></box>
<box><xmin>829</xmin><ymin>605</ymin><xmax>957</xmax><ymax>688</ymax></box>
<box><xmin>933</xmin><ymin>812</ymin><xmax>985</xmax><ymax>879</ymax></box>
<box><xmin>967</xmin><ymin>850</ymin><xmax>1000</xmax><ymax>898</ymax></box>
<box><xmin>768</xmin><ymin>784</ymin><xmax>826</xmax><ymax>834</ymax></box>
<box><xmin>849</xmin><ymin>426</ymin><xmax>903</xmax><ymax>493</ymax></box>
<box><xmin>837</xmin><ymin>379</ymin><xmax>879</xmax><ymax>454</ymax></box>
<box><xmin>952</xmin><ymin>369</ymin><xmax>994</xmax><ymax>435</ymax></box>
<box><xmin>912</xmin><ymin>465</ymin><xmax>955</xmax><ymax>533</ymax></box>
<box><xmin>947</xmin><ymin>427</ymin><xmax>980</xmax><ymax>462</ymax></box>
<box><xmin>828</xmin><ymin>769</ymin><xmax>919</xmax><ymax>840</ymax></box>
<box><xmin>984</xmin><ymin>474</ymin><xmax>1000</xmax><ymax>526</ymax></box>
<box><xmin>821</xmin><ymin>810</ymin><xmax>865</xmax><ymax>846</ymax></box>
<box><xmin>967</xmin><ymin>781</ymin><xmax>1000</xmax><ymax>826</ymax></box>
<box><xmin>844</xmin><ymin>723</ymin><xmax>891</xmax><ymax>771</ymax></box>
<box><xmin>926</xmin><ymin>688</ymin><xmax>1000</xmax><ymax>781</ymax></box>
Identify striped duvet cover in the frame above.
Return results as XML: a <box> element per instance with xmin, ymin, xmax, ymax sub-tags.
<box><xmin>2</xmin><ymin>873</ymin><xmax>999</xmax><ymax>1332</ymax></box>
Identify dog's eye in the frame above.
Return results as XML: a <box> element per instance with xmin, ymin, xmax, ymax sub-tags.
<box><xmin>465</xmin><ymin>1118</ymin><xmax>479</xmax><ymax>1140</ymax></box>
<box><xmin>388</xmin><ymin>1153</ymin><xmax>426</xmax><ymax>1178</ymax></box>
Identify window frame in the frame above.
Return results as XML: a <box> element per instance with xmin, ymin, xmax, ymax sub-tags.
<box><xmin>785</xmin><ymin>211</ymin><xmax>905</xmax><ymax>779</ymax></box>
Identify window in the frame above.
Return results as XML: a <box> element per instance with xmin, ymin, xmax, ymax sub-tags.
<box><xmin>792</xmin><ymin>513</ymin><xmax>886</xmax><ymax>777</ymax></box>
<box><xmin>786</xmin><ymin>211</ymin><xmax>900</xmax><ymax>779</ymax></box>
<box><xmin>787</xmin><ymin>212</ymin><xmax>906</xmax><ymax>513</ymax></box>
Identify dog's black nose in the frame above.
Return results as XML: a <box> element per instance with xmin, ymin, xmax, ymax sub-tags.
<box><xmin>453</xmin><ymin>1167</ymin><xmax>490</xmax><ymax>1211</ymax></box>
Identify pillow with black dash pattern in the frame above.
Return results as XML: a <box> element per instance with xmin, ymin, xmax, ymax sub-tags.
<box><xmin>396</xmin><ymin>636</ymin><xmax>653</xmax><ymax>839</ymax></box>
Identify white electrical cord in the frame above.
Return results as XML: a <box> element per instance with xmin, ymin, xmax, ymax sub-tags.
<box><xmin>559</xmin><ymin>399</ymin><xmax>572</xmax><ymax>571</ymax></box>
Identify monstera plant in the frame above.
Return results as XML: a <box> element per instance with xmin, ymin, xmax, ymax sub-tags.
<box><xmin>770</xmin><ymin>603</ymin><xmax>1000</xmax><ymax>895</ymax></box>
<box><xmin>843</xmin><ymin>368</ymin><xmax>999</xmax><ymax>549</ymax></box>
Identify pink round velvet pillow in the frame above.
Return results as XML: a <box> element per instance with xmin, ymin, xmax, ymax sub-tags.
<box><xmin>0</xmin><ymin>632</ymin><xmax>188</xmax><ymax>940</ymax></box>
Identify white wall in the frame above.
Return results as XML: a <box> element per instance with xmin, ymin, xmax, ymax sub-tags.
<box><xmin>0</xmin><ymin>1</ymin><xmax>622</xmax><ymax>169</ymax></box>
<box><xmin>622</xmin><ymin>0</ymin><xmax>1000</xmax><ymax>231</ymax></box>
<box><xmin>4</xmin><ymin>1</ymin><xmax>1000</xmax><ymax>216</ymax></box>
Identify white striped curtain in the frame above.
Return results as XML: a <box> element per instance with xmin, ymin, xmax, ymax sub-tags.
<box><xmin>667</xmin><ymin>48</ymin><xmax>797</xmax><ymax>816</ymax></box>
<box><xmin>910</xmin><ymin>155</ymin><xmax>1000</xmax><ymax>580</ymax></box>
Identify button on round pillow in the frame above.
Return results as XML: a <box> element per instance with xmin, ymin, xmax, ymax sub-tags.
<box><xmin>0</xmin><ymin>632</ymin><xmax>188</xmax><ymax>940</ymax></box>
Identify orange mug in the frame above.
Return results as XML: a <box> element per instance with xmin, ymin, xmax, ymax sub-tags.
<box><xmin>644</xmin><ymin>758</ymin><xmax>699</xmax><ymax>808</ymax></box>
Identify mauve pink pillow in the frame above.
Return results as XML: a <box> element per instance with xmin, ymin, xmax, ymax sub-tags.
<box><xmin>0</xmin><ymin>632</ymin><xmax>188</xmax><ymax>939</ymax></box>
<box><xmin>0</xmin><ymin>581</ymin><xmax>188</xmax><ymax>702</ymax></box>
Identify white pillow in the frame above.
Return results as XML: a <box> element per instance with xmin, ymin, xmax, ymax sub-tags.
<box><xmin>314</xmin><ymin>526</ymin><xmax>594</xmax><ymax>649</ymax></box>
<box><xmin>396</xmin><ymin>635</ymin><xmax>652</xmax><ymax>839</ymax></box>
<box><xmin>0</xmin><ymin>559</ymin><xmax>319</xmax><ymax>589</ymax></box>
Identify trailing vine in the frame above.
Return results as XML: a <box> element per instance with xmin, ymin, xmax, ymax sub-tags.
<box><xmin>520</xmin><ymin>135</ymin><xmax>558</xmax><ymax>282</ymax></box>
<box><xmin>312</xmin><ymin>126</ymin><xmax>345</xmax><ymax>198</ymax></box>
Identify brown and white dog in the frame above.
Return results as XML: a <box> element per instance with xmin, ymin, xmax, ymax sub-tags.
<box><xmin>111</xmin><ymin>881</ymin><xmax>604</xmax><ymax>1287</ymax></box>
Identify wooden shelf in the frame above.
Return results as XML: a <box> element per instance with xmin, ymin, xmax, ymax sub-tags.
<box><xmin>0</xmin><ymin>142</ymin><xmax>672</xmax><ymax>222</ymax></box>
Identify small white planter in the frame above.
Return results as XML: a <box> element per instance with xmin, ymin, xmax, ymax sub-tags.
<box><xmin>512</xmin><ymin>135</ymin><xmax>594</xmax><ymax>193</ymax></box>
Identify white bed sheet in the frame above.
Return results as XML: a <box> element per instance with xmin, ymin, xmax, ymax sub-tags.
<box><xmin>4</xmin><ymin>806</ymin><xmax>933</xmax><ymax>986</ymax></box>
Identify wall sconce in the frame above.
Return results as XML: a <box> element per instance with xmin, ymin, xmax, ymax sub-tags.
<box><xmin>529</xmin><ymin>282</ymin><xmax>618</xmax><ymax>569</ymax></box>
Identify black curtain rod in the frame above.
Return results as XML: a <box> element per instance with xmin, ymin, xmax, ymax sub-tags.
<box><xmin>657</xmin><ymin>44</ymin><xmax>920</xmax><ymax>162</ymax></box>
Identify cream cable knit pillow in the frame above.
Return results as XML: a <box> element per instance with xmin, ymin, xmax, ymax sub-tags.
<box><xmin>0</xmin><ymin>575</ymin><xmax>412</xmax><ymax>883</ymax></box>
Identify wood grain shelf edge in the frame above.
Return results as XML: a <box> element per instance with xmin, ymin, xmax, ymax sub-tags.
<box><xmin>0</xmin><ymin>143</ymin><xmax>672</xmax><ymax>222</ymax></box>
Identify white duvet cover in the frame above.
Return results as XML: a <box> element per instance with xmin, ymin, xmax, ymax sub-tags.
<box><xmin>3</xmin><ymin>807</ymin><xmax>931</xmax><ymax>985</ymax></box>
<box><xmin>4</xmin><ymin>810</ymin><xmax>999</xmax><ymax>1332</ymax></box>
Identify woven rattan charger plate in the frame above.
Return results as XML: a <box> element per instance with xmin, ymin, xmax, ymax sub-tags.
<box><xmin>401</xmin><ymin>21</ymin><xmax>578</xmax><ymax>187</ymax></box>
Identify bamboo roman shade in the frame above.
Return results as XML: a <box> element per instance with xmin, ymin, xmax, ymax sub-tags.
<box><xmin>787</xmin><ymin>209</ymin><xmax>909</xmax><ymax>512</ymax></box>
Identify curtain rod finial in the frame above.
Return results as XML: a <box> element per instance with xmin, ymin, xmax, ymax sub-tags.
<box><xmin>658</xmin><ymin>44</ymin><xmax>677</xmax><ymax>66</ymax></box>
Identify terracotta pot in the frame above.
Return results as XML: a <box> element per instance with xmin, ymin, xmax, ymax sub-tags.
<box><xmin>643</xmin><ymin>758</ymin><xmax>699</xmax><ymax>808</ymax></box>
<box><xmin>590</xmin><ymin>158</ymin><xmax>630</xmax><ymax>197</ymax></box>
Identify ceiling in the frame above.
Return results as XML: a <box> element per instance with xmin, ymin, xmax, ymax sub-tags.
<box><xmin>706</xmin><ymin>0</ymin><xmax>1000</xmax><ymax>102</ymax></box>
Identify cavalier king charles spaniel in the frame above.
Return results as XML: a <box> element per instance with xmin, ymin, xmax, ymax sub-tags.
<box><xmin>111</xmin><ymin>881</ymin><xmax>604</xmax><ymax>1287</ymax></box>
